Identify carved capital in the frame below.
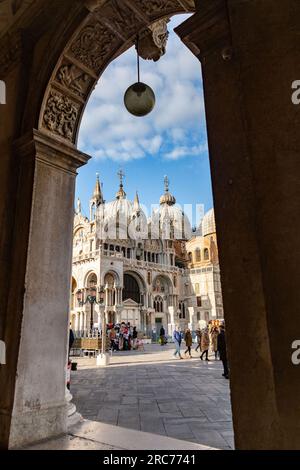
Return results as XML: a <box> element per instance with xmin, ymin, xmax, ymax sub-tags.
<box><xmin>14</xmin><ymin>129</ymin><xmax>91</xmax><ymax>174</ymax></box>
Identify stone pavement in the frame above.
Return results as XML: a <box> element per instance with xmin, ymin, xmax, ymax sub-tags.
<box><xmin>70</xmin><ymin>344</ymin><xmax>234</xmax><ymax>450</ymax></box>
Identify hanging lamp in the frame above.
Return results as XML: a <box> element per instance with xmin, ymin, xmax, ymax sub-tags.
<box><xmin>124</xmin><ymin>35</ymin><xmax>156</xmax><ymax>117</ymax></box>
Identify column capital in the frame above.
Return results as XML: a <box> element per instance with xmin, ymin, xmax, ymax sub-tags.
<box><xmin>175</xmin><ymin>0</ymin><xmax>232</xmax><ymax>62</ymax></box>
<box><xmin>13</xmin><ymin>129</ymin><xmax>91</xmax><ymax>175</ymax></box>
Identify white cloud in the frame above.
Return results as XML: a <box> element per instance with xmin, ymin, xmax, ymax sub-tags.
<box><xmin>164</xmin><ymin>143</ymin><xmax>208</xmax><ymax>160</ymax></box>
<box><xmin>78</xmin><ymin>15</ymin><xmax>207</xmax><ymax>163</ymax></box>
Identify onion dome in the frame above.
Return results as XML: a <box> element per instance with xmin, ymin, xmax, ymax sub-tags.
<box><xmin>202</xmin><ymin>208</ymin><xmax>216</xmax><ymax>236</ymax></box>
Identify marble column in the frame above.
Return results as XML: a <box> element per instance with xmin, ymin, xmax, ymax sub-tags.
<box><xmin>6</xmin><ymin>130</ymin><xmax>90</xmax><ymax>448</ymax></box>
<box><xmin>74</xmin><ymin>314</ymin><xmax>79</xmax><ymax>333</ymax></box>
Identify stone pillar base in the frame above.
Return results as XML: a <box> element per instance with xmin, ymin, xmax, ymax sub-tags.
<box><xmin>9</xmin><ymin>403</ymin><xmax>67</xmax><ymax>449</ymax></box>
<box><xmin>66</xmin><ymin>388</ymin><xmax>82</xmax><ymax>428</ymax></box>
<box><xmin>96</xmin><ymin>353</ymin><xmax>110</xmax><ymax>367</ymax></box>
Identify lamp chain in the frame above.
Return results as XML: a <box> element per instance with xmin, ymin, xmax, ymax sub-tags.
<box><xmin>136</xmin><ymin>35</ymin><xmax>140</xmax><ymax>83</ymax></box>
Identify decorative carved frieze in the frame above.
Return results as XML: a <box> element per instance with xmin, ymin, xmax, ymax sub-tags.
<box><xmin>55</xmin><ymin>63</ymin><xmax>93</xmax><ymax>99</ymax></box>
<box><xmin>42</xmin><ymin>90</ymin><xmax>80</xmax><ymax>142</ymax></box>
<box><xmin>98</xmin><ymin>0</ymin><xmax>145</xmax><ymax>40</ymax></box>
<box><xmin>38</xmin><ymin>0</ymin><xmax>196</xmax><ymax>143</ymax></box>
<box><xmin>136</xmin><ymin>0</ymin><xmax>183</xmax><ymax>18</ymax></box>
<box><xmin>68</xmin><ymin>20</ymin><xmax>119</xmax><ymax>73</ymax></box>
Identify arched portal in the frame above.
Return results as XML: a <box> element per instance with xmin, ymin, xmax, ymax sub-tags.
<box><xmin>123</xmin><ymin>273</ymin><xmax>140</xmax><ymax>304</ymax></box>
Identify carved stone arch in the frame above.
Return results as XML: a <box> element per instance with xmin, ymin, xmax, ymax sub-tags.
<box><xmin>71</xmin><ymin>276</ymin><xmax>77</xmax><ymax>292</ymax></box>
<box><xmin>84</xmin><ymin>270</ymin><xmax>98</xmax><ymax>287</ymax></box>
<box><xmin>101</xmin><ymin>269</ymin><xmax>120</xmax><ymax>287</ymax></box>
<box><xmin>34</xmin><ymin>0</ymin><xmax>195</xmax><ymax>145</ymax></box>
<box><xmin>152</xmin><ymin>273</ymin><xmax>173</xmax><ymax>294</ymax></box>
<box><xmin>73</xmin><ymin>224</ymin><xmax>85</xmax><ymax>237</ymax></box>
<box><xmin>123</xmin><ymin>269</ymin><xmax>147</xmax><ymax>292</ymax></box>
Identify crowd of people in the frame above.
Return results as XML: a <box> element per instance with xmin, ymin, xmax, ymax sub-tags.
<box><xmin>108</xmin><ymin>322</ymin><xmax>139</xmax><ymax>351</ymax></box>
<box><xmin>71</xmin><ymin>319</ymin><xmax>229</xmax><ymax>379</ymax></box>
<box><xmin>171</xmin><ymin>322</ymin><xmax>229</xmax><ymax>379</ymax></box>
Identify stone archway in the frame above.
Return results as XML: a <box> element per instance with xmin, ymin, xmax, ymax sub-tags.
<box><xmin>1</xmin><ymin>0</ymin><xmax>300</xmax><ymax>451</ymax></box>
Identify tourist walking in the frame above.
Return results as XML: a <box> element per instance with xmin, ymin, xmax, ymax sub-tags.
<box><xmin>132</xmin><ymin>326</ymin><xmax>138</xmax><ymax>350</ymax></box>
<box><xmin>195</xmin><ymin>328</ymin><xmax>202</xmax><ymax>352</ymax></box>
<box><xmin>69</xmin><ymin>325</ymin><xmax>75</xmax><ymax>357</ymax></box>
<box><xmin>200</xmin><ymin>326</ymin><xmax>210</xmax><ymax>361</ymax></box>
<box><xmin>218</xmin><ymin>324</ymin><xmax>229</xmax><ymax>379</ymax></box>
<box><xmin>173</xmin><ymin>325</ymin><xmax>183</xmax><ymax>359</ymax></box>
<box><xmin>210</xmin><ymin>326</ymin><xmax>219</xmax><ymax>360</ymax></box>
<box><xmin>109</xmin><ymin>327</ymin><xmax>116</xmax><ymax>350</ymax></box>
<box><xmin>184</xmin><ymin>328</ymin><xmax>193</xmax><ymax>358</ymax></box>
<box><xmin>160</xmin><ymin>326</ymin><xmax>166</xmax><ymax>346</ymax></box>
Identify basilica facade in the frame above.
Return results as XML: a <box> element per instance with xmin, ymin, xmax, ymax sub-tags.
<box><xmin>70</xmin><ymin>173</ymin><xmax>223</xmax><ymax>338</ymax></box>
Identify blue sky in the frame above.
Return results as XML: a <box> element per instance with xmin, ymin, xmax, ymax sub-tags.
<box><xmin>77</xmin><ymin>14</ymin><xmax>213</xmax><ymax>227</ymax></box>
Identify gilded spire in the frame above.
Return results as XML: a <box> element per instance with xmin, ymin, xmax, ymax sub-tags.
<box><xmin>134</xmin><ymin>191</ymin><xmax>140</xmax><ymax>210</ymax></box>
<box><xmin>92</xmin><ymin>173</ymin><xmax>103</xmax><ymax>204</ymax></box>
<box><xmin>160</xmin><ymin>175</ymin><xmax>176</xmax><ymax>206</ymax></box>
<box><xmin>116</xmin><ymin>169</ymin><xmax>126</xmax><ymax>199</ymax></box>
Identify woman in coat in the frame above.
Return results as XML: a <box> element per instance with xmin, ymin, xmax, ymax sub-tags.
<box><xmin>210</xmin><ymin>326</ymin><xmax>219</xmax><ymax>360</ymax></box>
<box><xmin>184</xmin><ymin>328</ymin><xmax>193</xmax><ymax>358</ymax></box>
<box><xmin>200</xmin><ymin>326</ymin><xmax>210</xmax><ymax>361</ymax></box>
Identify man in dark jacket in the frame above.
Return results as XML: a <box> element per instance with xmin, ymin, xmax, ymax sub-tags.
<box><xmin>217</xmin><ymin>324</ymin><xmax>229</xmax><ymax>379</ymax></box>
<box><xmin>173</xmin><ymin>325</ymin><xmax>183</xmax><ymax>359</ymax></box>
<box><xmin>69</xmin><ymin>327</ymin><xmax>75</xmax><ymax>356</ymax></box>
<box><xmin>160</xmin><ymin>326</ymin><xmax>166</xmax><ymax>346</ymax></box>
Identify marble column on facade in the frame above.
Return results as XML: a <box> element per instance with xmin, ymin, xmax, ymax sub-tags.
<box><xmin>6</xmin><ymin>130</ymin><xmax>90</xmax><ymax>448</ymax></box>
<box><xmin>79</xmin><ymin>311</ymin><xmax>84</xmax><ymax>335</ymax></box>
<box><xmin>177</xmin><ymin>0</ymin><xmax>300</xmax><ymax>449</ymax></box>
<box><xmin>105</xmin><ymin>286</ymin><xmax>109</xmax><ymax>307</ymax></box>
<box><xmin>74</xmin><ymin>313</ymin><xmax>79</xmax><ymax>334</ymax></box>
<box><xmin>168</xmin><ymin>306</ymin><xmax>176</xmax><ymax>338</ymax></box>
<box><xmin>118</xmin><ymin>287</ymin><xmax>122</xmax><ymax>306</ymax></box>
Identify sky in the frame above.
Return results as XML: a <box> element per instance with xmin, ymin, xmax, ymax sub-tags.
<box><xmin>76</xmin><ymin>14</ymin><xmax>213</xmax><ymax>227</ymax></box>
